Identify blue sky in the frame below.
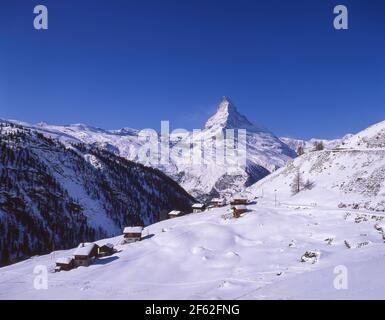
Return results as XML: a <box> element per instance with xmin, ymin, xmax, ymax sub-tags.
<box><xmin>1</xmin><ymin>0</ymin><xmax>385</xmax><ymax>139</ymax></box>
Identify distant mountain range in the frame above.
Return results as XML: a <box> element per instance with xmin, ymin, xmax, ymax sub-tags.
<box><xmin>5</xmin><ymin>97</ymin><xmax>297</xmax><ymax>201</ymax></box>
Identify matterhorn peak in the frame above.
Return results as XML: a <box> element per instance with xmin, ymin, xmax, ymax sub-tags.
<box><xmin>217</xmin><ymin>96</ymin><xmax>238</xmax><ymax>113</ymax></box>
<box><xmin>204</xmin><ymin>97</ymin><xmax>261</xmax><ymax>132</ymax></box>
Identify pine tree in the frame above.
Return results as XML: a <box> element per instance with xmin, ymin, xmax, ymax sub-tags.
<box><xmin>313</xmin><ymin>141</ymin><xmax>324</xmax><ymax>151</ymax></box>
<box><xmin>291</xmin><ymin>169</ymin><xmax>304</xmax><ymax>195</ymax></box>
<box><xmin>297</xmin><ymin>146</ymin><xmax>305</xmax><ymax>156</ymax></box>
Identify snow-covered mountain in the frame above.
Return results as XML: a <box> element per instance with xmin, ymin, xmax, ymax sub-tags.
<box><xmin>167</xmin><ymin>97</ymin><xmax>296</xmax><ymax>200</ymax></box>
<box><xmin>202</xmin><ymin>97</ymin><xmax>296</xmax><ymax>169</ymax></box>
<box><xmin>4</xmin><ymin>97</ymin><xmax>296</xmax><ymax>201</ymax></box>
<box><xmin>205</xmin><ymin>97</ymin><xmax>265</xmax><ymax>133</ymax></box>
<box><xmin>0</xmin><ymin>121</ymin><xmax>194</xmax><ymax>266</ymax></box>
<box><xmin>247</xmin><ymin>120</ymin><xmax>385</xmax><ymax>212</ymax></box>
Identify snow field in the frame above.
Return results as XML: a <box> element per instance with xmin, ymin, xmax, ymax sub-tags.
<box><xmin>2</xmin><ymin>202</ymin><xmax>385</xmax><ymax>300</ymax></box>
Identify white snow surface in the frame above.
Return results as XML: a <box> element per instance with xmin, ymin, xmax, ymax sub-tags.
<box><xmin>123</xmin><ymin>227</ymin><xmax>143</xmax><ymax>234</ymax></box>
<box><xmin>55</xmin><ymin>257</ymin><xmax>73</xmax><ymax>265</ymax></box>
<box><xmin>73</xmin><ymin>243</ymin><xmax>98</xmax><ymax>257</ymax></box>
<box><xmin>168</xmin><ymin>210</ymin><xmax>183</xmax><ymax>216</ymax></box>
<box><xmin>1</xmin><ymin>202</ymin><xmax>385</xmax><ymax>300</ymax></box>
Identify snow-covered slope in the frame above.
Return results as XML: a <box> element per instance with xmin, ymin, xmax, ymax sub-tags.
<box><xmin>248</xmin><ymin>120</ymin><xmax>385</xmax><ymax>212</ymax></box>
<box><xmin>0</xmin><ymin>121</ymin><xmax>194</xmax><ymax>266</ymax></box>
<box><xmin>2</xmin><ymin>202</ymin><xmax>385</xmax><ymax>300</ymax></box>
<box><xmin>340</xmin><ymin>120</ymin><xmax>385</xmax><ymax>150</ymax></box>
<box><xmin>3</xmin><ymin>97</ymin><xmax>296</xmax><ymax>201</ymax></box>
<box><xmin>280</xmin><ymin>135</ymin><xmax>353</xmax><ymax>155</ymax></box>
<box><xmin>248</xmin><ymin>149</ymin><xmax>385</xmax><ymax>210</ymax></box>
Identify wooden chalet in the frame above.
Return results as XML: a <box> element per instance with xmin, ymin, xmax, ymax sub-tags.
<box><xmin>168</xmin><ymin>210</ymin><xmax>183</xmax><ymax>219</ymax></box>
<box><xmin>55</xmin><ymin>257</ymin><xmax>74</xmax><ymax>272</ymax></box>
<box><xmin>98</xmin><ymin>243</ymin><xmax>115</xmax><ymax>257</ymax></box>
<box><xmin>123</xmin><ymin>226</ymin><xmax>143</xmax><ymax>243</ymax></box>
<box><xmin>192</xmin><ymin>203</ymin><xmax>206</xmax><ymax>213</ymax></box>
<box><xmin>230</xmin><ymin>196</ymin><xmax>248</xmax><ymax>206</ymax></box>
<box><xmin>232</xmin><ymin>205</ymin><xmax>248</xmax><ymax>218</ymax></box>
<box><xmin>209</xmin><ymin>198</ymin><xmax>226</xmax><ymax>208</ymax></box>
<box><xmin>73</xmin><ymin>243</ymin><xmax>99</xmax><ymax>267</ymax></box>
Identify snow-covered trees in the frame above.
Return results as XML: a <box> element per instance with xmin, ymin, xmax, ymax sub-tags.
<box><xmin>291</xmin><ymin>170</ymin><xmax>304</xmax><ymax>195</ymax></box>
<box><xmin>291</xmin><ymin>170</ymin><xmax>314</xmax><ymax>195</ymax></box>
<box><xmin>0</xmin><ymin>123</ymin><xmax>194</xmax><ymax>266</ymax></box>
